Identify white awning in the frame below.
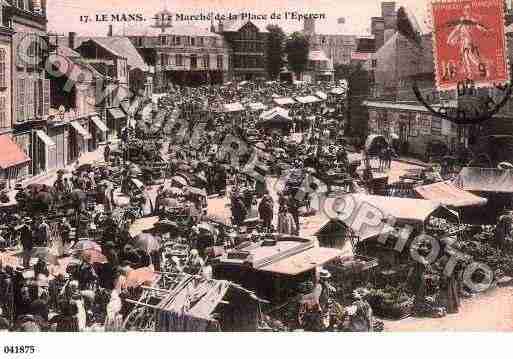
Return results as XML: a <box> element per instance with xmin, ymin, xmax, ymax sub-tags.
<box><xmin>35</xmin><ymin>130</ymin><xmax>55</xmax><ymax>147</ymax></box>
<box><xmin>70</xmin><ymin>121</ymin><xmax>92</xmax><ymax>139</ymax></box>
<box><xmin>90</xmin><ymin>115</ymin><xmax>108</xmax><ymax>133</ymax></box>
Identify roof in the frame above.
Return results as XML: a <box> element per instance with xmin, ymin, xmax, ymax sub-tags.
<box><xmin>259</xmin><ymin>247</ymin><xmax>342</xmax><ymax>276</ymax></box>
<box><xmin>415</xmin><ymin>181</ymin><xmax>487</xmax><ymax>208</ymax></box>
<box><xmin>260</xmin><ymin>107</ymin><xmax>290</xmax><ymax>121</ymax></box>
<box><xmin>363</xmin><ymin>100</ymin><xmax>446</xmax><ymax>112</ymax></box>
<box><xmin>0</xmin><ymin>135</ymin><xmax>30</xmax><ymax>169</ymax></box>
<box><xmin>223</xmin><ymin>102</ymin><xmax>245</xmax><ymax>112</ymax></box>
<box><xmin>118</xmin><ymin>24</ymin><xmax>223</xmax><ymax>38</ymax></box>
<box><xmin>273</xmin><ymin>97</ymin><xmax>296</xmax><ymax>106</ymax></box>
<box><xmin>221</xmin><ymin>19</ymin><xmax>267</xmax><ymax>33</ymax></box>
<box><xmin>295</xmin><ymin>95</ymin><xmax>321</xmax><ymax>104</ymax></box>
<box><xmin>247</xmin><ymin>102</ymin><xmax>268</xmax><ymax>111</ymax></box>
<box><xmin>78</xmin><ymin>36</ymin><xmax>149</xmax><ymax>71</ymax></box>
<box><xmin>336</xmin><ymin>194</ymin><xmax>442</xmax><ymax>229</ymax></box>
<box><xmin>455</xmin><ymin>167</ymin><xmax>513</xmax><ymax>193</ymax></box>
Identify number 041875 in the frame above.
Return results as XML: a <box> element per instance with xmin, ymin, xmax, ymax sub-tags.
<box><xmin>3</xmin><ymin>345</ymin><xmax>36</xmax><ymax>354</ymax></box>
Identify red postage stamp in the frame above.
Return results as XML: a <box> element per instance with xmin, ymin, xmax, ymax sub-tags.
<box><xmin>431</xmin><ymin>0</ymin><xmax>509</xmax><ymax>91</ymax></box>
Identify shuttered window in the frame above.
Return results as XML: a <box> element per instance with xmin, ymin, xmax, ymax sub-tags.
<box><xmin>16</xmin><ymin>78</ymin><xmax>25</xmax><ymax>123</ymax></box>
<box><xmin>0</xmin><ymin>49</ymin><xmax>6</xmax><ymax>88</ymax></box>
<box><xmin>26</xmin><ymin>78</ymin><xmax>35</xmax><ymax>119</ymax></box>
<box><xmin>43</xmin><ymin>78</ymin><xmax>50</xmax><ymax>116</ymax></box>
<box><xmin>0</xmin><ymin>97</ymin><xmax>7</xmax><ymax>128</ymax></box>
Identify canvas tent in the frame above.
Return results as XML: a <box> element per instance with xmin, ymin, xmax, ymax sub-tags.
<box><xmin>223</xmin><ymin>102</ymin><xmax>245</xmax><ymax>113</ymax></box>
<box><xmin>273</xmin><ymin>97</ymin><xmax>296</xmax><ymax>106</ymax></box>
<box><xmin>414</xmin><ymin>181</ymin><xmax>487</xmax><ymax>208</ymax></box>
<box><xmin>455</xmin><ymin>167</ymin><xmax>513</xmax><ymax>193</ymax></box>
<box><xmin>154</xmin><ymin>275</ymin><xmax>266</xmax><ymax>332</ymax></box>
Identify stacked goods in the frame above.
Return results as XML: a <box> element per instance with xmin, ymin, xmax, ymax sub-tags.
<box><xmin>452</xmin><ymin>240</ymin><xmax>513</xmax><ymax>278</ymax></box>
<box><xmin>365</xmin><ymin>285</ymin><xmax>415</xmax><ymax>320</ymax></box>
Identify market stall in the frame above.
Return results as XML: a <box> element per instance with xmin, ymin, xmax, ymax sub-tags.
<box><xmin>454</xmin><ymin>167</ymin><xmax>513</xmax><ymax>224</ymax></box>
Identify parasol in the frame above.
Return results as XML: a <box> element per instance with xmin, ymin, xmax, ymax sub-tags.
<box><xmin>80</xmin><ymin>249</ymin><xmax>108</xmax><ymax>264</ymax></box>
<box><xmin>168</xmin><ymin>186</ymin><xmax>184</xmax><ymax>196</ymax></box>
<box><xmin>498</xmin><ymin>162</ymin><xmax>513</xmax><ymax>170</ymax></box>
<box><xmin>134</xmin><ymin>233</ymin><xmax>162</xmax><ymax>253</ymax></box>
<box><xmin>73</xmin><ymin>239</ymin><xmax>101</xmax><ymax>252</ymax></box>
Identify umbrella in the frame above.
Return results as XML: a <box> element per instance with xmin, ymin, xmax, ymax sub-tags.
<box><xmin>73</xmin><ymin>239</ymin><xmax>101</xmax><ymax>252</ymax></box>
<box><xmin>134</xmin><ymin>233</ymin><xmax>162</xmax><ymax>253</ymax></box>
<box><xmin>498</xmin><ymin>162</ymin><xmax>513</xmax><ymax>170</ymax></box>
<box><xmin>255</xmin><ymin>142</ymin><xmax>266</xmax><ymax>150</ymax></box>
<box><xmin>80</xmin><ymin>249</ymin><xmax>108</xmax><ymax>264</ymax></box>
<box><xmin>171</xmin><ymin>175</ymin><xmax>189</xmax><ymax>188</ymax></box>
<box><xmin>124</xmin><ymin>267</ymin><xmax>158</xmax><ymax>289</ymax></box>
<box><xmin>305</xmin><ymin>167</ymin><xmax>316</xmax><ymax>174</ymax></box>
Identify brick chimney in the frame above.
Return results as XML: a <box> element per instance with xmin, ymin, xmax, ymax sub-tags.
<box><xmin>108</xmin><ymin>24</ymin><xmax>113</xmax><ymax>37</ymax></box>
<box><xmin>68</xmin><ymin>32</ymin><xmax>76</xmax><ymax>49</ymax></box>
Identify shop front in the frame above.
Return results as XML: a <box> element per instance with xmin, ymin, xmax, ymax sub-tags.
<box><xmin>89</xmin><ymin>114</ymin><xmax>108</xmax><ymax>150</ymax></box>
<box><xmin>34</xmin><ymin>130</ymin><xmax>57</xmax><ymax>174</ymax></box>
<box><xmin>0</xmin><ymin>134</ymin><xmax>31</xmax><ymax>188</ymax></box>
<box><xmin>47</xmin><ymin>122</ymin><xmax>68</xmax><ymax>170</ymax></box>
<box><xmin>68</xmin><ymin>120</ymin><xmax>92</xmax><ymax>163</ymax></box>
<box><xmin>107</xmin><ymin>108</ymin><xmax>127</xmax><ymax>140</ymax></box>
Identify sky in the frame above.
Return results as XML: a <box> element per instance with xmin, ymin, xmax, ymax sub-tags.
<box><xmin>47</xmin><ymin>0</ymin><xmax>431</xmax><ymax>37</ymax></box>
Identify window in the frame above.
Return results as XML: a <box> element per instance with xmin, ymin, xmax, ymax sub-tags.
<box><xmin>217</xmin><ymin>55</ymin><xmax>223</xmax><ymax>70</ymax></box>
<box><xmin>16</xmin><ymin>78</ymin><xmax>25</xmax><ymax>122</ymax></box>
<box><xmin>0</xmin><ymin>97</ymin><xmax>6</xmax><ymax>128</ymax></box>
<box><xmin>26</xmin><ymin>78</ymin><xmax>34</xmax><ymax>119</ymax></box>
<box><xmin>160</xmin><ymin>53</ymin><xmax>165</xmax><ymax>65</ymax></box>
<box><xmin>174</xmin><ymin>36</ymin><xmax>181</xmax><ymax>45</ymax></box>
<box><xmin>0</xmin><ymin>49</ymin><xmax>6</xmax><ymax>88</ymax></box>
<box><xmin>176</xmin><ymin>54</ymin><xmax>183</xmax><ymax>66</ymax></box>
<box><xmin>43</xmin><ymin>78</ymin><xmax>50</xmax><ymax>117</ymax></box>
<box><xmin>190</xmin><ymin>37</ymin><xmax>195</xmax><ymax>46</ymax></box>
<box><xmin>431</xmin><ymin>117</ymin><xmax>442</xmax><ymax>135</ymax></box>
<box><xmin>190</xmin><ymin>54</ymin><xmax>197</xmax><ymax>69</ymax></box>
<box><xmin>198</xmin><ymin>37</ymin><xmax>204</xmax><ymax>46</ymax></box>
<box><xmin>159</xmin><ymin>35</ymin><xmax>166</xmax><ymax>46</ymax></box>
<box><xmin>203</xmin><ymin>54</ymin><xmax>210</xmax><ymax>69</ymax></box>
<box><xmin>372</xmin><ymin>59</ymin><xmax>377</xmax><ymax>68</ymax></box>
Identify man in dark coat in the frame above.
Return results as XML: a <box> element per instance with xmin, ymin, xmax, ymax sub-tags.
<box><xmin>19</xmin><ymin>219</ymin><xmax>33</xmax><ymax>268</ymax></box>
<box><xmin>230</xmin><ymin>194</ymin><xmax>248</xmax><ymax>226</ymax></box>
<box><xmin>103</xmin><ymin>143</ymin><xmax>111</xmax><ymax>163</ymax></box>
<box><xmin>258</xmin><ymin>194</ymin><xmax>274</xmax><ymax>232</ymax></box>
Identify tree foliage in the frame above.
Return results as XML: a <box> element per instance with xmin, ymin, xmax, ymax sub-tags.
<box><xmin>266</xmin><ymin>24</ymin><xmax>286</xmax><ymax>79</ymax></box>
<box><xmin>335</xmin><ymin>62</ymin><xmax>371</xmax><ymax>139</ymax></box>
<box><xmin>285</xmin><ymin>32</ymin><xmax>310</xmax><ymax>79</ymax></box>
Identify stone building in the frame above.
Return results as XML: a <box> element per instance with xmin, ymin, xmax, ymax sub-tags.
<box><xmin>123</xmin><ymin>10</ymin><xmax>230</xmax><ymax>90</ymax></box>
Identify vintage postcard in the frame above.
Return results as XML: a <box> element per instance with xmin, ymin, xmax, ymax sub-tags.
<box><xmin>0</xmin><ymin>1</ymin><xmax>512</xmax><ymax>347</ymax></box>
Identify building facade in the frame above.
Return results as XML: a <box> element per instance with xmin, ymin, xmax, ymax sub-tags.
<box><xmin>220</xmin><ymin>20</ymin><xmax>268</xmax><ymax>81</ymax></box>
<box><xmin>122</xmin><ymin>10</ymin><xmax>230</xmax><ymax>90</ymax></box>
<box><xmin>7</xmin><ymin>0</ymin><xmax>51</xmax><ymax>180</ymax></box>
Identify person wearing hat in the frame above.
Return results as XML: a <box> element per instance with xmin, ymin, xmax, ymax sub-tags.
<box><xmin>230</xmin><ymin>192</ymin><xmax>248</xmax><ymax>227</ymax></box>
<box><xmin>296</xmin><ymin>280</ymin><xmax>322</xmax><ymax>331</ymax></box>
<box><xmin>495</xmin><ymin>210</ymin><xmax>513</xmax><ymax>249</ymax></box>
<box><xmin>347</xmin><ymin>289</ymin><xmax>374</xmax><ymax>332</ymax></box>
<box><xmin>258</xmin><ymin>192</ymin><xmax>274</xmax><ymax>233</ymax></box>
<box><xmin>18</xmin><ymin>217</ymin><xmax>33</xmax><ymax>268</ymax></box>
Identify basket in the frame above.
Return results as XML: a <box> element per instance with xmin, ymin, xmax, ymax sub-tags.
<box><xmin>373</xmin><ymin>298</ymin><xmax>414</xmax><ymax>320</ymax></box>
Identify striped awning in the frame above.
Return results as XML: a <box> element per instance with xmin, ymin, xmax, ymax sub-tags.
<box><xmin>35</xmin><ymin>130</ymin><xmax>56</xmax><ymax>147</ymax></box>
<box><xmin>90</xmin><ymin>115</ymin><xmax>108</xmax><ymax>133</ymax></box>
<box><xmin>70</xmin><ymin>121</ymin><xmax>92</xmax><ymax>139</ymax></box>
<box><xmin>0</xmin><ymin>135</ymin><xmax>30</xmax><ymax>169</ymax></box>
